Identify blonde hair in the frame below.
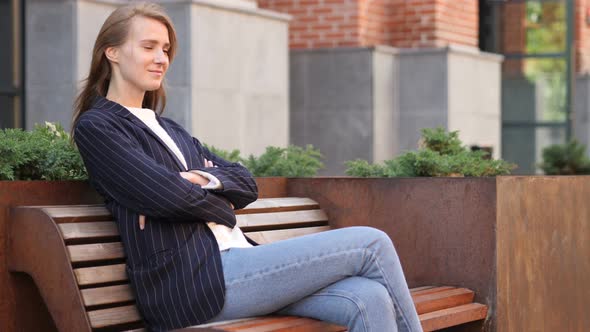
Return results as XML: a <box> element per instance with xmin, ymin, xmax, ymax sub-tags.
<box><xmin>71</xmin><ymin>2</ymin><xmax>177</xmax><ymax>140</ymax></box>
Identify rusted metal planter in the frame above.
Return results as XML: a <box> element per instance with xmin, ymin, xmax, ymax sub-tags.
<box><xmin>287</xmin><ymin>176</ymin><xmax>590</xmax><ymax>332</ymax></box>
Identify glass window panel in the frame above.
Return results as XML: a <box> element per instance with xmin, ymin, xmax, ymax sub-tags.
<box><xmin>502</xmin><ymin>125</ymin><xmax>566</xmax><ymax>174</ymax></box>
<box><xmin>0</xmin><ymin>95</ymin><xmax>15</xmax><ymax>129</ymax></box>
<box><xmin>0</xmin><ymin>0</ymin><xmax>13</xmax><ymax>91</ymax></box>
<box><xmin>495</xmin><ymin>0</ymin><xmax>566</xmax><ymax>55</ymax></box>
<box><xmin>502</xmin><ymin>58</ymin><xmax>567</xmax><ymax>123</ymax></box>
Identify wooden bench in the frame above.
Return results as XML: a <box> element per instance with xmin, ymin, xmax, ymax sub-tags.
<box><xmin>8</xmin><ymin>197</ymin><xmax>488</xmax><ymax>331</ymax></box>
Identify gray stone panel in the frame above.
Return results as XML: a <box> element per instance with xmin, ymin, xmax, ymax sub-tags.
<box><xmin>26</xmin><ymin>85</ymin><xmax>76</xmax><ymax>130</ymax></box>
<box><xmin>574</xmin><ymin>75</ymin><xmax>590</xmax><ymax>155</ymax></box>
<box><xmin>397</xmin><ymin>52</ymin><xmax>448</xmax><ymax>152</ymax></box>
<box><xmin>290</xmin><ymin>49</ymin><xmax>374</xmax><ymax>175</ymax></box>
<box><xmin>161</xmin><ymin>2</ymin><xmax>193</xmax><ymax>128</ymax></box>
<box><xmin>26</xmin><ymin>0</ymin><xmax>77</xmax><ymax>130</ymax></box>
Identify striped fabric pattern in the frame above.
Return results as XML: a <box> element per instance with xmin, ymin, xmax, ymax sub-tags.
<box><xmin>73</xmin><ymin>95</ymin><xmax>258</xmax><ymax>331</ymax></box>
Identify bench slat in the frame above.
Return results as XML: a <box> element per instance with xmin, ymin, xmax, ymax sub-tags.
<box><xmin>41</xmin><ymin>205</ymin><xmax>111</xmax><ymax>223</ymax></box>
<box><xmin>414</xmin><ymin>288</ymin><xmax>475</xmax><ymax>314</ymax></box>
<box><xmin>58</xmin><ymin>210</ymin><xmax>327</xmax><ymax>243</ymax></box>
<box><xmin>245</xmin><ymin>226</ymin><xmax>332</xmax><ymax>245</ymax></box>
<box><xmin>420</xmin><ymin>303</ymin><xmax>488</xmax><ymax>332</ymax></box>
<box><xmin>68</xmin><ymin>242</ymin><xmax>125</xmax><ymax>263</ymax></box>
<box><xmin>411</xmin><ymin>286</ymin><xmax>455</xmax><ymax>297</ymax></box>
<box><xmin>38</xmin><ymin>198</ymin><xmax>319</xmax><ymax>223</ymax></box>
<box><xmin>87</xmin><ymin>304</ymin><xmax>142</xmax><ymax>329</ymax></box>
<box><xmin>59</xmin><ymin>221</ymin><xmax>118</xmax><ymax>241</ymax></box>
<box><xmin>234</xmin><ymin>317</ymin><xmax>345</xmax><ymax>332</ymax></box>
<box><xmin>237</xmin><ymin>197</ymin><xmax>319</xmax><ymax>214</ymax></box>
<box><xmin>74</xmin><ymin>264</ymin><xmax>128</xmax><ymax>286</ymax></box>
<box><xmin>237</xmin><ymin>209</ymin><xmax>328</xmax><ymax>231</ymax></box>
<box><xmin>81</xmin><ymin>284</ymin><xmax>134</xmax><ymax>307</ymax></box>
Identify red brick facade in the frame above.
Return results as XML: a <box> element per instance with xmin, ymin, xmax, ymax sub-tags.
<box><xmin>258</xmin><ymin>0</ymin><xmax>478</xmax><ymax>49</ymax></box>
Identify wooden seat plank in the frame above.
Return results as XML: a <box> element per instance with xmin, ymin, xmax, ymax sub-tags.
<box><xmin>420</xmin><ymin>303</ymin><xmax>488</xmax><ymax>332</ymax></box>
<box><xmin>411</xmin><ymin>286</ymin><xmax>455</xmax><ymax>297</ymax></box>
<box><xmin>237</xmin><ymin>210</ymin><xmax>328</xmax><ymax>231</ymax></box>
<box><xmin>58</xmin><ymin>209</ymin><xmax>328</xmax><ymax>242</ymax></box>
<box><xmin>59</xmin><ymin>221</ymin><xmax>118</xmax><ymax>241</ymax></box>
<box><xmin>410</xmin><ymin>286</ymin><xmax>435</xmax><ymax>293</ymax></box>
<box><xmin>67</xmin><ymin>242</ymin><xmax>125</xmax><ymax>263</ymax></box>
<box><xmin>206</xmin><ymin>316</ymin><xmax>301</xmax><ymax>330</ymax></box>
<box><xmin>245</xmin><ymin>226</ymin><xmax>332</xmax><ymax>245</ymax></box>
<box><xmin>81</xmin><ymin>284</ymin><xmax>134</xmax><ymax>307</ymax></box>
<box><xmin>40</xmin><ymin>205</ymin><xmax>111</xmax><ymax>223</ymax></box>
<box><xmin>231</xmin><ymin>317</ymin><xmax>339</xmax><ymax>332</ymax></box>
<box><xmin>87</xmin><ymin>304</ymin><xmax>142</xmax><ymax>329</ymax></box>
<box><xmin>414</xmin><ymin>288</ymin><xmax>475</xmax><ymax>314</ymax></box>
<box><xmin>74</xmin><ymin>263</ymin><xmax>128</xmax><ymax>286</ymax></box>
<box><xmin>35</xmin><ymin>198</ymin><xmax>319</xmax><ymax>222</ymax></box>
<box><xmin>237</xmin><ymin>198</ymin><xmax>319</xmax><ymax>214</ymax></box>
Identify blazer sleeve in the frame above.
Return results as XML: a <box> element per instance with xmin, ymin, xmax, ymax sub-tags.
<box><xmin>189</xmin><ymin>138</ymin><xmax>258</xmax><ymax>210</ymax></box>
<box><xmin>74</xmin><ymin>118</ymin><xmax>237</xmax><ymax>228</ymax></box>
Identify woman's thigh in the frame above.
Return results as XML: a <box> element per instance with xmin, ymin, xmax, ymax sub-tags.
<box><xmin>208</xmin><ymin>226</ymin><xmax>394</xmax><ymax>322</ymax></box>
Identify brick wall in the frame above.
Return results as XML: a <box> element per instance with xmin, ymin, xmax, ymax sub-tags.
<box><xmin>258</xmin><ymin>0</ymin><xmax>479</xmax><ymax>49</ymax></box>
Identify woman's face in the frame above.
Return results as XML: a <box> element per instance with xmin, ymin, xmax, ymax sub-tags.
<box><xmin>110</xmin><ymin>16</ymin><xmax>170</xmax><ymax>93</ymax></box>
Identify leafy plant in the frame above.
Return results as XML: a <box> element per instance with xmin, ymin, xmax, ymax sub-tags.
<box><xmin>538</xmin><ymin>140</ymin><xmax>590</xmax><ymax>175</ymax></box>
<box><xmin>205</xmin><ymin>144</ymin><xmax>324</xmax><ymax>177</ymax></box>
<box><xmin>204</xmin><ymin>144</ymin><xmax>243</xmax><ymax>163</ymax></box>
<box><xmin>345</xmin><ymin>127</ymin><xmax>516</xmax><ymax>177</ymax></box>
<box><xmin>0</xmin><ymin>122</ymin><xmax>88</xmax><ymax>180</ymax></box>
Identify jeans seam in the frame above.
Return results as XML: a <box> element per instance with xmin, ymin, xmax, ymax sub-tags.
<box><xmin>307</xmin><ymin>291</ymin><xmax>370</xmax><ymax>332</ymax></box>
<box><xmin>225</xmin><ymin>248</ymin><xmax>366</xmax><ymax>286</ymax></box>
<box><xmin>365</xmin><ymin>248</ymin><xmax>415</xmax><ymax>332</ymax></box>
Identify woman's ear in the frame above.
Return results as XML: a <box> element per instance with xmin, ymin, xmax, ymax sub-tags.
<box><xmin>105</xmin><ymin>46</ymin><xmax>119</xmax><ymax>63</ymax></box>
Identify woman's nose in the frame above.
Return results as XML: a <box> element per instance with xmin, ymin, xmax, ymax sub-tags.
<box><xmin>154</xmin><ymin>50</ymin><xmax>168</xmax><ymax>64</ymax></box>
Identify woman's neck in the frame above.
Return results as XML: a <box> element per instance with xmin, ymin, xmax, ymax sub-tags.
<box><xmin>106</xmin><ymin>80</ymin><xmax>145</xmax><ymax>108</ymax></box>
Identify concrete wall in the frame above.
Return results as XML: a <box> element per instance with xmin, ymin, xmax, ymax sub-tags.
<box><xmin>26</xmin><ymin>0</ymin><xmax>78</xmax><ymax>130</ymax></box>
<box><xmin>26</xmin><ymin>0</ymin><xmax>291</xmax><ymax>158</ymax></box>
<box><xmin>575</xmin><ymin>75</ymin><xmax>590</xmax><ymax>154</ymax></box>
<box><xmin>291</xmin><ymin>45</ymin><xmax>503</xmax><ymax>175</ymax></box>
<box><xmin>448</xmin><ymin>47</ymin><xmax>502</xmax><ymax>159</ymax></box>
<box><xmin>290</xmin><ymin>48</ymin><xmax>375</xmax><ymax>175</ymax></box>
<box><xmin>398</xmin><ymin>46</ymin><xmax>502</xmax><ymax>158</ymax></box>
<box><xmin>190</xmin><ymin>1</ymin><xmax>290</xmax><ymax>156</ymax></box>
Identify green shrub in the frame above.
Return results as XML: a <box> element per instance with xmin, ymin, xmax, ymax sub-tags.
<box><xmin>204</xmin><ymin>144</ymin><xmax>243</xmax><ymax>163</ymax></box>
<box><xmin>538</xmin><ymin>140</ymin><xmax>590</xmax><ymax>175</ymax></box>
<box><xmin>0</xmin><ymin>122</ymin><xmax>88</xmax><ymax>181</ymax></box>
<box><xmin>205</xmin><ymin>144</ymin><xmax>324</xmax><ymax>177</ymax></box>
<box><xmin>345</xmin><ymin>127</ymin><xmax>516</xmax><ymax>177</ymax></box>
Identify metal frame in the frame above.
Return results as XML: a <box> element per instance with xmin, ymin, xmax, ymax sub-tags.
<box><xmin>1</xmin><ymin>0</ymin><xmax>25</xmax><ymax>129</ymax></box>
<box><xmin>487</xmin><ymin>0</ymin><xmax>573</xmax><ymax>140</ymax></box>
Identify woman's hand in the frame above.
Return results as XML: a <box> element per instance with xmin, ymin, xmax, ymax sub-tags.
<box><xmin>138</xmin><ymin>158</ymin><xmax>230</xmax><ymax>230</ymax></box>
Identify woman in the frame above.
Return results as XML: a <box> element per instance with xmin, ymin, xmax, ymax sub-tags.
<box><xmin>72</xmin><ymin>3</ymin><xmax>423</xmax><ymax>332</ymax></box>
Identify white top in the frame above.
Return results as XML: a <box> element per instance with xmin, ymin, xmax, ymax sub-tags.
<box><xmin>126</xmin><ymin>107</ymin><xmax>253</xmax><ymax>251</ymax></box>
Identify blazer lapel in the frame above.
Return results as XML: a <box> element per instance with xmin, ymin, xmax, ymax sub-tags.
<box><xmin>92</xmin><ymin>95</ymin><xmax>188</xmax><ymax>171</ymax></box>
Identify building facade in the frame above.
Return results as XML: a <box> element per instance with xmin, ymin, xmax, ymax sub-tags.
<box><xmin>3</xmin><ymin>0</ymin><xmax>589</xmax><ymax>174</ymax></box>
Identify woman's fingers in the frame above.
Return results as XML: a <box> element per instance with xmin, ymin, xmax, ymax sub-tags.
<box><xmin>204</xmin><ymin>158</ymin><xmax>215</xmax><ymax>168</ymax></box>
<box><xmin>139</xmin><ymin>214</ymin><xmax>145</xmax><ymax>230</ymax></box>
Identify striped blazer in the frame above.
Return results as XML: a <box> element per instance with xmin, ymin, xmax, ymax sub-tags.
<box><xmin>73</xmin><ymin>95</ymin><xmax>258</xmax><ymax>331</ymax></box>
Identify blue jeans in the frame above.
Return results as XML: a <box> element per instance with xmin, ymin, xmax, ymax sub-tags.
<box><xmin>206</xmin><ymin>226</ymin><xmax>423</xmax><ymax>332</ymax></box>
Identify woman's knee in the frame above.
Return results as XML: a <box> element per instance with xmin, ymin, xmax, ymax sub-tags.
<box><xmin>348</xmin><ymin>226</ymin><xmax>392</xmax><ymax>247</ymax></box>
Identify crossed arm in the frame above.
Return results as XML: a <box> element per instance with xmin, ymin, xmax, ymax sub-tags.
<box><xmin>74</xmin><ymin>117</ymin><xmax>258</xmax><ymax>229</ymax></box>
<box><xmin>138</xmin><ymin>158</ymin><xmax>235</xmax><ymax>229</ymax></box>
